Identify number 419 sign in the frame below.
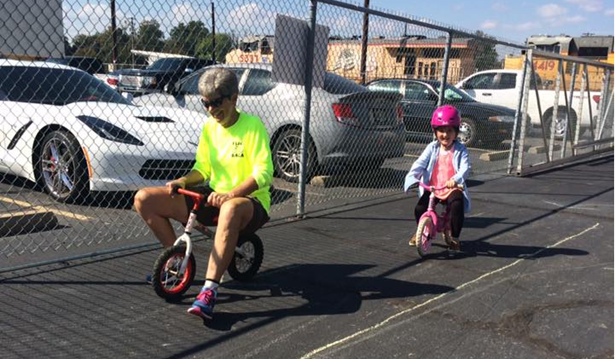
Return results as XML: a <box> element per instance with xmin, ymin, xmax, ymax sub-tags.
<box><xmin>534</xmin><ymin>60</ymin><xmax>556</xmax><ymax>71</ymax></box>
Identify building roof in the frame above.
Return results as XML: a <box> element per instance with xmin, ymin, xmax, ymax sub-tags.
<box><xmin>527</xmin><ymin>34</ymin><xmax>614</xmax><ymax>53</ymax></box>
<box><xmin>573</xmin><ymin>35</ymin><xmax>613</xmax><ymax>52</ymax></box>
<box><xmin>527</xmin><ymin>35</ymin><xmax>573</xmax><ymax>52</ymax></box>
<box><xmin>329</xmin><ymin>36</ymin><xmax>474</xmax><ymax>48</ymax></box>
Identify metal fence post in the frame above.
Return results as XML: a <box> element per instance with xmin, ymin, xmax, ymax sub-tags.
<box><xmin>561</xmin><ymin>62</ymin><xmax>577</xmax><ymax>157</ymax></box>
<box><xmin>583</xmin><ymin>64</ymin><xmax>596</xmax><ymax>148</ymax></box>
<box><xmin>512</xmin><ymin>49</ymin><xmax>532</xmax><ymax>174</ymax></box>
<box><xmin>574</xmin><ymin>64</ymin><xmax>587</xmax><ymax>149</ymax></box>
<box><xmin>596</xmin><ymin>69</ymin><xmax>611</xmax><ymax>140</ymax></box>
<box><xmin>437</xmin><ymin>32</ymin><xmax>452</xmax><ymax>106</ymax></box>
<box><xmin>549</xmin><ymin>59</ymin><xmax>563</xmax><ymax>160</ymax></box>
<box><xmin>297</xmin><ymin>0</ymin><xmax>318</xmax><ymax>217</ymax></box>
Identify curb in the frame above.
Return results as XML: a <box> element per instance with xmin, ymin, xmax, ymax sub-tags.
<box><xmin>479</xmin><ymin>150</ymin><xmax>509</xmax><ymax>161</ymax></box>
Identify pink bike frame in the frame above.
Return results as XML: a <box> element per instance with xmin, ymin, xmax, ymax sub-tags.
<box><xmin>417</xmin><ymin>182</ymin><xmax>463</xmax><ymax>235</ymax></box>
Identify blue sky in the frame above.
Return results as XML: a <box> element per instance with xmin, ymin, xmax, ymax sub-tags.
<box><xmin>369</xmin><ymin>0</ymin><xmax>614</xmax><ymax>43</ymax></box>
<box><xmin>64</xmin><ymin>0</ymin><xmax>614</xmax><ymax>45</ymax></box>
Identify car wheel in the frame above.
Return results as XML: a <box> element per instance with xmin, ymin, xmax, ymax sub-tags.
<box><xmin>545</xmin><ymin>107</ymin><xmax>576</xmax><ymax>139</ymax></box>
<box><xmin>458</xmin><ymin>117</ymin><xmax>478</xmax><ymax>147</ymax></box>
<box><xmin>272</xmin><ymin>128</ymin><xmax>315</xmax><ymax>183</ymax></box>
<box><xmin>37</xmin><ymin>130</ymin><xmax>90</xmax><ymax>203</ymax></box>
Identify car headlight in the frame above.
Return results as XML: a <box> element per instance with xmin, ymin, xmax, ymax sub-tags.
<box><xmin>488</xmin><ymin>115</ymin><xmax>515</xmax><ymax>123</ymax></box>
<box><xmin>141</xmin><ymin>76</ymin><xmax>157</xmax><ymax>87</ymax></box>
<box><xmin>77</xmin><ymin>115</ymin><xmax>144</xmax><ymax>146</ymax></box>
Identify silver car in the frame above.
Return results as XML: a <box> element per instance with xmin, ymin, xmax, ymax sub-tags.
<box><xmin>134</xmin><ymin>63</ymin><xmax>405</xmax><ymax>182</ymax></box>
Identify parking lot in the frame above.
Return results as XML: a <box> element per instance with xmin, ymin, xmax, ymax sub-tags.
<box><xmin>0</xmin><ymin>134</ymin><xmax>545</xmax><ymax>268</ymax></box>
<box><xmin>0</xmin><ymin>154</ymin><xmax>612</xmax><ymax>358</ymax></box>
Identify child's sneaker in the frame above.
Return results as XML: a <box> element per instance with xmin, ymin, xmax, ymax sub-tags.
<box><xmin>408</xmin><ymin>234</ymin><xmax>417</xmax><ymax>246</ymax></box>
<box><xmin>187</xmin><ymin>288</ymin><xmax>217</xmax><ymax>319</ymax></box>
<box><xmin>448</xmin><ymin>238</ymin><xmax>460</xmax><ymax>252</ymax></box>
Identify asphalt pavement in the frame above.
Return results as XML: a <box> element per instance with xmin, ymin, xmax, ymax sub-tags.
<box><xmin>0</xmin><ymin>154</ymin><xmax>613</xmax><ymax>359</ymax></box>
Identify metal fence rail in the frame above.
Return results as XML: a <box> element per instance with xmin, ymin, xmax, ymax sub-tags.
<box><xmin>0</xmin><ymin>0</ymin><xmax>612</xmax><ymax>263</ymax></box>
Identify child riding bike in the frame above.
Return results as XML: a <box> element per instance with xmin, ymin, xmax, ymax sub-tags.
<box><xmin>404</xmin><ymin>105</ymin><xmax>472</xmax><ymax>251</ymax></box>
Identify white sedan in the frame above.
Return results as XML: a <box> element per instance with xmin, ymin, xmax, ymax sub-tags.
<box><xmin>0</xmin><ymin>59</ymin><xmax>203</xmax><ymax>202</ymax></box>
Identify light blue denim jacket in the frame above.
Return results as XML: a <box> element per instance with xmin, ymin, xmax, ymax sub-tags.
<box><xmin>404</xmin><ymin>140</ymin><xmax>472</xmax><ymax>213</ymax></box>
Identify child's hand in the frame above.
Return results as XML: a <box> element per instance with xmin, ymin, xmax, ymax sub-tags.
<box><xmin>446</xmin><ymin>179</ymin><xmax>457</xmax><ymax>189</ymax></box>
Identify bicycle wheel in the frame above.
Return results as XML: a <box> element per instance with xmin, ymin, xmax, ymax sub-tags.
<box><xmin>416</xmin><ymin>217</ymin><xmax>434</xmax><ymax>258</ymax></box>
<box><xmin>152</xmin><ymin>245</ymin><xmax>196</xmax><ymax>301</ymax></box>
<box><xmin>228</xmin><ymin>233</ymin><xmax>264</xmax><ymax>281</ymax></box>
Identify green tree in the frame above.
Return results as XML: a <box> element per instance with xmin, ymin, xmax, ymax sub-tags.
<box><xmin>72</xmin><ymin>27</ymin><xmax>132</xmax><ymax>65</ymax></box>
<box><xmin>166</xmin><ymin>21</ymin><xmax>210</xmax><ymax>56</ymax></box>
<box><xmin>474</xmin><ymin>30</ymin><xmax>501</xmax><ymax>71</ymax></box>
<box><xmin>195</xmin><ymin>33</ymin><xmax>234</xmax><ymax>63</ymax></box>
<box><xmin>136</xmin><ymin>20</ymin><xmax>165</xmax><ymax>52</ymax></box>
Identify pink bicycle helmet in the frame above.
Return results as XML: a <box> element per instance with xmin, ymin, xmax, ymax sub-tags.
<box><xmin>431</xmin><ymin>105</ymin><xmax>460</xmax><ymax>129</ymax></box>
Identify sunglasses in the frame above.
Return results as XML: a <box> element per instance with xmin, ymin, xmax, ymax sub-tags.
<box><xmin>201</xmin><ymin>96</ymin><xmax>229</xmax><ymax>109</ymax></box>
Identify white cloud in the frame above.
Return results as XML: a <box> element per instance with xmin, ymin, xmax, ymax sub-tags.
<box><xmin>564</xmin><ymin>0</ymin><xmax>602</xmax><ymax>12</ymax></box>
<box><xmin>64</xmin><ymin>2</ymin><xmax>120</xmax><ymax>40</ymax></box>
<box><xmin>228</xmin><ymin>3</ymin><xmax>276</xmax><ymax>36</ymax></box>
<box><xmin>481</xmin><ymin>20</ymin><xmax>498</xmax><ymax>29</ymax></box>
<box><xmin>605</xmin><ymin>8</ymin><xmax>615</xmax><ymax>16</ymax></box>
<box><xmin>171</xmin><ymin>3</ymin><xmax>201</xmax><ymax>24</ymax></box>
<box><xmin>562</xmin><ymin>15</ymin><xmax>586</xmax><ymax>23</ymax></box>
<box><xmin>492</xmin><ymin>2</ymin><xmax>508</xmax><ymax>11</ymax></box>
<box><xmin>538</xmin><ymin>4</ymin><xmax>569</xmax><ymax>17</ymax></box>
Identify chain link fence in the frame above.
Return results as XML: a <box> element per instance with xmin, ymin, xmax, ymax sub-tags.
<box><xmin>0</xmin><ymin>0</ymin><xmax>612</xmax><ymax>266</ymax></box>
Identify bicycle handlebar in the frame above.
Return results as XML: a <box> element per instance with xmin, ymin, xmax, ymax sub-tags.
<box><xmin>418</xmin><ymin>182</ymin><xmax>465</xmax><ymax>191</ymax></box>
<box><xmin>172</xmin><ymin>185</ymin><xmax>205</xmax><ymax>202</ymax></box>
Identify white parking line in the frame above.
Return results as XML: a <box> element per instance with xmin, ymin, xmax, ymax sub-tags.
<box><xmin>299</xmin><ymin>222</ymin><xmax>601</xmax><ymax>359</ymax></box>
<box><xmin>0</xmin><ymin>197</ymin><xmax>92</xmax><ymax>221</ymax></box>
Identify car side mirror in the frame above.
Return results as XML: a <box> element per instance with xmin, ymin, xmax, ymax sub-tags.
<box><xmin>165</xmin><ymin>83</ymin><xmax>183</xmax><ymax>96</ymax></box>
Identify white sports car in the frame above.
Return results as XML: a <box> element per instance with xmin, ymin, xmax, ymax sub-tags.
<box><xmin>0</xmin><ymin>59</ymin><xmax>202</xmax><ymax>202</ymax></box>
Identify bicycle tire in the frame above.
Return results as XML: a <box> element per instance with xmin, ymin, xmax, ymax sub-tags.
<box><xmin>416</xmin><ymin>217</ymin><xmax>434</xmax><ymax>258</ymax></box>
<box><xmin>227</xmin><ymin>233</ymin><xmax>264</xmax><ymax>281</ymax></box>
<box><xmin>152</xmin><ymin>245</ymin><xmax>196</xmax><ymax>301</ymax></box>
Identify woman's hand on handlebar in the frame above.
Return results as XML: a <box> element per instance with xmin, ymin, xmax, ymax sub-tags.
<box><xmin>166</xmin><ymin>178</ymin><xmax>187</xmax><ymax>196</ymax></box>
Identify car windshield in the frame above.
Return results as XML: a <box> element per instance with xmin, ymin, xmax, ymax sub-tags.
<box><xmin>436</xmin><ymin>83</ymin><xmax>476</xmax><ymax>102</ymax></box>
<box><xmin>147</xmin><ymin>58</ymin><xmax>186</xmax><ymax>71</ymax></box>
<box><xmin>0</xmin><ymin>66</ymin><xmax>131</xmax><ymax>106</ymax></box>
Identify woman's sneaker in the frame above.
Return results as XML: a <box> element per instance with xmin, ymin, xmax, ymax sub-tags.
<box><xmin>187</xmin><ymin>288</ymin><xmax>217</xmax><ymax>319</ymax></box>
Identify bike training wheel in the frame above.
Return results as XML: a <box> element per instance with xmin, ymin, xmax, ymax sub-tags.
<box><xmin>227</xmin><ymin>233</ymin><xmax>264</xmax><ymax>281</ymax></box>
<box><xmin>416</xmin><ymin>217</ymin><xmax>434</xmax><ymax>258</ymax></box>
<box><xmin>152</xmin><ymin>245</ymin><xmax>196</xmax><ymax>301</ymax></box>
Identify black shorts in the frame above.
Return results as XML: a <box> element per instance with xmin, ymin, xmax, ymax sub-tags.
<box><xmin>183</xmin><ymin>186</ymin><xmax>269</xmax><ymax>234</ymax></box>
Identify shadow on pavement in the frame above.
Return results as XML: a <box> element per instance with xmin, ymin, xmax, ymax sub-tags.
<box><xmin>183</xmin><ymin>263</ymin><xmax>454</xmax><ymax>332</ymax></box>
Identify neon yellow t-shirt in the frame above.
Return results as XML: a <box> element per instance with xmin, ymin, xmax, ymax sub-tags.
<box><xmin>192</xmin><ymin>111</ymin><xmax>274</xmax><ymax>213</ymax></box>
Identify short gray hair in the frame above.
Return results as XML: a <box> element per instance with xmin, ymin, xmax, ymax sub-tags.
<box><xmin>198</xmin><ymin>68</ymin><xmax>238</xmax><ymax>99</ymax></box>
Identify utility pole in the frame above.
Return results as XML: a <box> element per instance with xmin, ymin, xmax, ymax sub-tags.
<box><xmin>125</xmin><ymin>17</ymin><xmax>136</xmax><ymax>67</ymax></box>
<box><xmin>359</xmin><ymin>0</ymin><xmax>369</xmax><ymax>85</ymax></box>
<box><xmin>110</xmin><ymin>0</ymin><xmax>118</xmax><ymax>67</ymax></box>
<box><xmin>211</xmin><ymin>1</ymin><xmax>216</xmax><ymax>63</ymax></box>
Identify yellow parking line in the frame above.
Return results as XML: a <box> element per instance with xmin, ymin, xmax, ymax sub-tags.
<box><xmin>0</xmin><ymin>197</ymin><xmax>92</xmax><ymax>221</ymax></box>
